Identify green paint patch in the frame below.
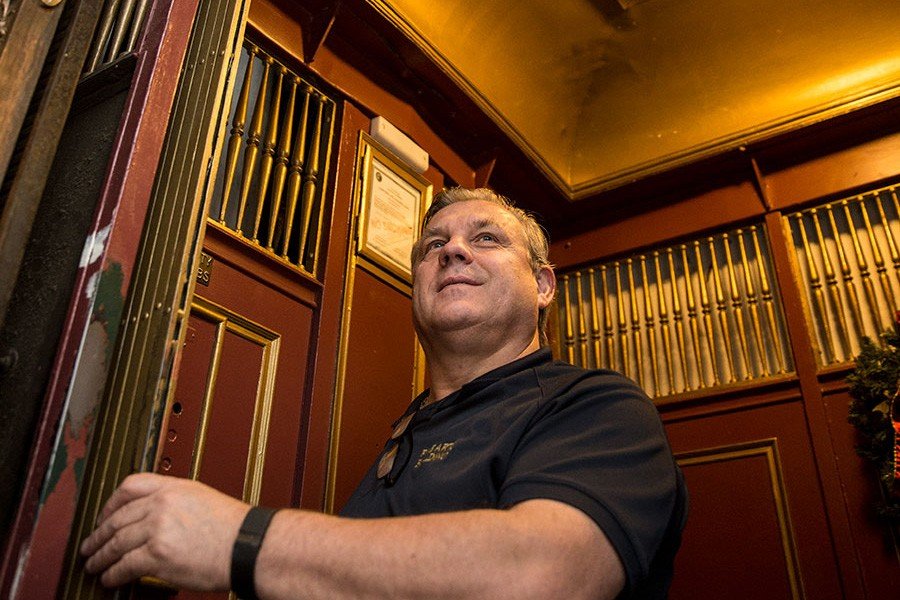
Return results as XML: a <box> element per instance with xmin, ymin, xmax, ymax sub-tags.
<box><xmin>40</xmin><ymin>438</ymin><xmax>68</xmax><ymax>504</ymax></box>
<box><xmin>94</xmin><ymin>262</ymin><xmax>125</xmax><ymax>364</ymax></box>
<box><xmin>73</xmin><ymin>455</ymin><xmax>86</xmax><ymax>486</ymax></box>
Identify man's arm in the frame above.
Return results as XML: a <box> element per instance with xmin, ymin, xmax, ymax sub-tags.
<box><xmin>81</xmin><ymin>473</ymin><xmax>625</xmax><ymax>600</ymax></box>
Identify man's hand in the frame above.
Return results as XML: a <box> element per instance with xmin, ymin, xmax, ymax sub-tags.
<box><xmin>80</xmin><ymin>473</ymin><xmax>249</xmax><ymax>590</ymax></box>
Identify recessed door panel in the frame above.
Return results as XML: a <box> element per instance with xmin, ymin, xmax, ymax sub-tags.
<box><xmin>145</xmin><ymin>223</ymin><xmax>317</xmax><ymax>599</ymax></box>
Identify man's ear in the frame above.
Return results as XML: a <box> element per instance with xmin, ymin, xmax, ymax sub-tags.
<box><xmin>536</xmin><ymin>266</ymin><xmax>556</xmax><ymax>309</ymax></box>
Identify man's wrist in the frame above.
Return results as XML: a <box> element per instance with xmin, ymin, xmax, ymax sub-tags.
<box><xmin>231</xmin><ymin>506</ymin><xmax>280</xmax><ymax>600</ymax></box>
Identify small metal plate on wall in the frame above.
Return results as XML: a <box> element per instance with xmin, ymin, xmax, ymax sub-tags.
<box><xmin>196</xmin><ymin>252</ymin><xmax>213</xmax><ymax>286</ymax></box>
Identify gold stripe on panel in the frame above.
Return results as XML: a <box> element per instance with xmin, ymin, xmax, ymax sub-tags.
<box><xmin>187</xmin><ymin>296</ymin><xmax>281</xmax><ymax>506</ymax></box>
<box><xmin>737</xmin><ymin>229</ymin><xmax>769</xmax><ymax>377</ymax></box>
<box><xmin>615</xmin><ymin>262</ymin><xmax>630</xmax><ymax>379</ymax></box>
<box><xmin>187</xmin><ymin>308</ymin><xmax>227</xmax><ymax>480</ymax></box>
<box><xmin>843</xmin><ymin>200</ymin><xmax>881</xmax><ymax>328</ymax></box>
<box><xmin>600</xmin><ymin>265</ymin><xmax>616</xmax><ymax>371</ymax></box>
<box><xmin>627</xmin><ymin>259</ymin><xmax>644</xmax><ymax>387</ymax></box>
<box><xmin>751</xmin><ymin>226</ymin><xmax>786</xmax><ymax>374</ymax></box>
<box><xmin>654</xmin><ymin>252</ymin><xmax>675</xmax><ymax>393</ymax></box>
<box><xmin>825</xmin><ymin>205</ymin><xmax>864</xmax><ymax>342</ymax></box>
<box><xmin>810</xmin><ymin>209</ymin><xmax>850</xmax><ymax>358</ymax></box>
<box><xmin>236</xmin><ymin>55</ymin><xmax>272</xmax><ymax>232</ymax></box>
<box><xmin>694</xmin><ymin>241</ymin><xmax>719</xmax><ymax>386</ymax></box>
<box><xmin>640</xmin><ymin>256</ymin><xmax>660</xmax><ymax>393</ymax></box>
<box><xmin>218</xmin><ymin>44</ymin><xmax>256</xmax><ymax>223</ymax></box>
<box><xmin>588</xmin><ymin>268</ymin><xmax>602</xmax><ymax>368</ymax></box>
<box><xmin>795</xmin><ymin>213</ymin><xmax>834</xmax><ymax>363</ymax></box>
<box><xmin>244</xmin><ymin>328</ymin><xmax>280</xmax><ymax>505</ymax></box>
<box><xmin>562</xmin><ymin>274</ymin><xmax>575</xmax><ymax>364</ymax></box>
<box><xmin>282</xmin><ymin>85</ymin><xmax>312</xmax><ymax>256</ymax></box>
<box><xmin>668</xmin><ymin>248</ymin><xmax>689</xmax><ymax>391</ymax></box>
<box><xmin>252</xmin><ymin>65</ymin><xmax>285</xmax><ymax>241</ymax></box>
<box><xmin>266</xmin><ymin>75</ymin><xmax>299</xmax><ymax>249</ymax></box>
<box><xmin>575</xmin><ymin>271</ymin><xmax>588</xmax><ymax>366</ymax></box>
<box><xmin>310</xmin><ymin>95</ymin><xmax>335</xmax><ymax>275</ymax></box>
<box><xmin>878</xmin><ymin>189</ymin><xmax>900</xmax><ymax>290</ymax></box>
<box><xmin>708</xmin><ymin>237</ymin><xmax>735</xmax><ymax>383</ymax></box>
<box><xmin>681</xmin><ymin>244</ymin><xmax>704</xmax><ymax>388</ymax></box>
<box><xmin>859</xmin><ymin>195</ymin><xmax>896</xmax><ymax>316</ymax></box>
<box><xmin>723</xmin><ymin>233</ymin><xmax>751</xmax><ymax>379</ymax></box>
<box><xmin>299</xmin><ymin>94</ymin><xmax>325</xmax><ymax>269</ymax></box>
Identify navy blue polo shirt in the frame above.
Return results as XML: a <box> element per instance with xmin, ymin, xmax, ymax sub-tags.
<box><xmin>340</xmin><ymin>348</ymin><xmax>687</xmax><ymax>598</ymax></box>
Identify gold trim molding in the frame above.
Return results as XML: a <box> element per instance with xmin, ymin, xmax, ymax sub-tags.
<box><xmin>187</xmin><ymin>296</ymin><xmax>281</xmax><ymax>505</ymax></box>
<box><xmin>676</xmin><ymin>438</ymin><xmax>804</xmax><ymax>599</ymax></box>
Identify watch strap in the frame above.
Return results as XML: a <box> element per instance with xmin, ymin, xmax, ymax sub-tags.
<box><xmin>231</xmin><ymin>506</ymin><xmax>279</xmax><ymax>600</ymax></box>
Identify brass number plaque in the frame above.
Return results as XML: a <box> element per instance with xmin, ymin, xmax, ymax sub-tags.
<box><xmin>196</xmin><ymin>252</ymin><xmax>213</xmax><ymax>286</ymax></box>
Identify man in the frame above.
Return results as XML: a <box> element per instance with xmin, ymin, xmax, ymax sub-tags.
<box><xmin>82</xmin><ymin>188</ymin><xmax>687</xmax><ymax>599</ymax></box>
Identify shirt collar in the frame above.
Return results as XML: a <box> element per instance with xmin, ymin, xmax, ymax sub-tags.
<box><xmin>420</xmin><ymin>347</ymin><xmax>552</xmax><ymax>415</ymax></box>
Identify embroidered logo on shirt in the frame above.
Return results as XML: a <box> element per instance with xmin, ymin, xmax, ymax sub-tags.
<box><xmin>414</xmin><ymin>442</ymin><xmax>456</xmax><ymax>468</ymax></box>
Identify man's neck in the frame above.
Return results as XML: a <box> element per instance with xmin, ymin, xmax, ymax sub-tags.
<box><xmin>422</xmin><ymin>334</ymin><xmax>541</xmax><ymax>402</ymax></box>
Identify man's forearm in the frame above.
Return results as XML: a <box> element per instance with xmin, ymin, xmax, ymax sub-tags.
<box><xmin>255</xmin><ymin>499</ymin><xmax>623</xmax><ymax>600</ymax></box>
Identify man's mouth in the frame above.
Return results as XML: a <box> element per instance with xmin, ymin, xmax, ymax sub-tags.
<box><xmin>438</xmin><ymin>275</ymin><xmax>480</xmax><ymax>292</ymax></box>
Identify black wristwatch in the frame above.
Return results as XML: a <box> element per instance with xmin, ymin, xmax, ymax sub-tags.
<box><xmin>231</xmin><ymin>506</ymin><xmax>280</xmax><ymax>600</ymax></box>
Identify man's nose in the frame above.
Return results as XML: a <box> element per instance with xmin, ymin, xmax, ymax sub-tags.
<box><xmin>439</xmin><ymin>237</ymin><xmax>473</xmax><ymax>266</ymax></box>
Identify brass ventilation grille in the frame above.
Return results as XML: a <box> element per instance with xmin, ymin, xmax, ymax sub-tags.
<box><xmin>786</xmin><ymin>183</ymin><xmax>900</xmax><ymax>366</ymax></box>
<box><xmin>559</xmin><ymin>226</ymin><xmax>793</xmax><ymax>398</ymax></box>
<box><xmin>84</xmin><ymin>0</ymin><xmax>151</xmax><ymax>74</ymax></box>
<box><xmin>208</xmin><ymin>42</ymin><xmax>336</xmax><ymax>276</ymax></box>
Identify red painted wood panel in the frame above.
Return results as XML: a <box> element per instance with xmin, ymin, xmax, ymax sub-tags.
<box><xmin>665</xmin><ymin>398</ymin><xmax>843</xmax><ymax>600</ymax></box>
<box><xmin>194</xmin><ymin>331</ymin><xmax>263</xmax><ymax>497</ymax></box>
<box><xmin>331</xmin><ymin>266</ymin><xmax>417</xmax><ymax>512</ymax></box>
<box><xmin>161</xmin><ymin>316</ymin><xmax>216</xmax><ymax>480</ymax></box>
<box><xmin>673</xmin><ymin>452</ymin><xmax>794</xmax><ymax>599</ymax></box>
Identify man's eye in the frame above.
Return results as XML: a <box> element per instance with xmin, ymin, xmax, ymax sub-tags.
<box><xmin>477</xmin><ymin>234</ymin><xmax>497</xmax><ymax>243</ymax></box>
<box><xmin>426</xmin><ymin>240</ymin><xmax>445</xmax><ymax>252</ymax></box>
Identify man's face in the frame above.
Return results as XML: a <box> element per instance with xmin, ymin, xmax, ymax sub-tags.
<box><xmin>411</xmin><ymin>200</ymin><xmax>554</xmax><ymax>344</ymax></box>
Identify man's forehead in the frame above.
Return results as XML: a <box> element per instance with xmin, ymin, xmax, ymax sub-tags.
<box><xmin>423</xmin><ymin>200</ymin><xmax>520</xmax><ymax>235</ymax></box>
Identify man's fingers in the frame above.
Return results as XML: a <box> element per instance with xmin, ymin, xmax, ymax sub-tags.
<box><xmin>96</xmin><ymin>473</ymin><xmax>166</xmax><ymax>524</ymax></box>
<box><xmin>97</xmin><ymin>545</ymin><xmax>156</xmax><ymax>589</ymax></box>
<box><xmin>81</xmin><ymin>490</ymin><xmax>153</xmax><ymax>558</ymax></box>
<box><xmin>83</xmin><ymin>517</ymin><xmax>150</xmax><ymax>577</ymax></box>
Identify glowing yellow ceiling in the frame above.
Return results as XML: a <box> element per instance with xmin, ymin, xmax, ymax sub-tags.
<box><xmin>369</xmin><ymin>0</ymin><xmax>900</xmax><ymax>198</ymax></box>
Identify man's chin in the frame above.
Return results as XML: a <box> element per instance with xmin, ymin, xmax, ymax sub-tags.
<box><xmin>423</xmin><ymin>311</ymin><xmax>484</xmax><ymax>334</ymax></box>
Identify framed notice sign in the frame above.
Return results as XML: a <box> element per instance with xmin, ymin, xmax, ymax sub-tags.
<box><xmin>356</xmin><ymin>133</ymin><xmax>433</xmax><ymax>283</ymax></box>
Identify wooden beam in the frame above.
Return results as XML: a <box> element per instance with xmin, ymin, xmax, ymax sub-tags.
<box><xmin>302</xmin><ymin>0</ymin><xmax>339</xmax><ymax>64</ymax></box>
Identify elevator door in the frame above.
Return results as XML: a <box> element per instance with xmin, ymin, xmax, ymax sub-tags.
<box><xmin>149</xmin><ymin>223</ymin><xmax>318</xmax><ymax>599</ymax></box>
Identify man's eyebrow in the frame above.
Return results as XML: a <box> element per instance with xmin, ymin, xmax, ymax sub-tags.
<box><xmin>421</xmin><ymin>224</ymin><xmax>446</xmax><ymax>239</ymax></box>
<box><xmin>420</xmin><ymin>216</ymin><xmax>505</xmax><ymax>239</ymax></box>
<box><xmin>472</xmin><ymin>218</ymin><xmax>501</xmax><ymax>230</ymax></box>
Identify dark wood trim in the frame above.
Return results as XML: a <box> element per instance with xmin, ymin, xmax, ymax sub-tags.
<box><xmin>765</xmin><ymin>210</ymin><xmax>866</xmax><ymax>599</ymax></box>
<box><xmin>657</xmin><ymin>374</ymin><xmax>801</xmax><ymax>424</ymax></box>
<box><xmin>300</xmin><ymin>0</ymin><xmax>339</xmax><ymax>63</ymax></box>
<box><xmin>296</xmin><ymin>101</ymin><xmax>368</xmax><ymax>510</ymax></box>
<box><xmin>474</xmin><ymin>151</ymin><xmax>498</xmax><ymax>189</ymax></box>
<box><xmin>203</xmin><ymin>221</ymin><xmax>321</xmax><ymax>309</ymax></box>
